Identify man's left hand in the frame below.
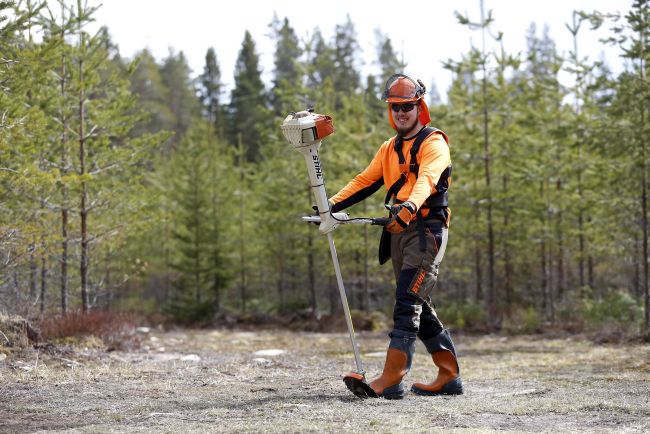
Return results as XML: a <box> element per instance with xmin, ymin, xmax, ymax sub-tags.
<box><xmin>386</xmin><ymin>201</ymin><xmax>416</xmax><ymax>234</ymax></box>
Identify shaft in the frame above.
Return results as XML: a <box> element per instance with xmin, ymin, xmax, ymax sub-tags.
<box><xmin>327</xmin><ymin>232</ymin><xmax>364</xmax><ymax>374</ymax></box>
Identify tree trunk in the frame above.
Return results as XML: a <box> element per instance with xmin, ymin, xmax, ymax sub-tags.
<box><xmin>642</xmin><ymin>100</ymin><xmax>649</xmax><ymax>330</ymax></box>
<box><xmin>193</xmin><ymin>170</ymin><xmax>201</xmax><ymax>303</ymax></box>
<box><xmin>29</xmin><ymin>238</ymin><xmax>37</xmax><ymax>301</ymax></box>
<box><xmin>473</xmin><ymin>181</ymin><xmax>483</xmax><ymax>303</ymax></box>
<box><xmin>503</xmin><ymin>175</ymin><xmax>512</xmax><ymax>311</ymax></box>
<box><xmin>61</xmin><ymin>202</ymin><xmax>69</xmax><ymax>313</ymax></box>
<box><xmin>641</xmin><ymin>43</ymin><xmax>649</xmax><ymax>330</ymax></box>
<box><xmin>238</xmin><ymin>133</ymin><xmax>247</xmax><ymax>314</ymax></box>
<box><xmin>480</xmin><ymin>0</ymin><xmax>496</xmax><ymax>325</ymax></box>
<box><xmin>540</xmin><ymin>181</ymin><xmax>548</xmax><ymax>317</ymax></box>
<box><xmin>40</xmin><ymin>253</ymin><xmax>47</xmax><ymax>314</ymax></box>
<box><xmin>79</xmin><ymin>46</ymin><xmax>89</xmax><ymax>313</ymax></box>
<box><xmin>59</xmin><ymin>7</ymin><xmax>69</xmax><ymax>315</ymax></box>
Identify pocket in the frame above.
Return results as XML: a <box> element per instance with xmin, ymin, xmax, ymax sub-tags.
<box><xmin>425</xmin><ymin>226</ymin><xmax>441</xmax><ymax>256</ymax></box>
<box><xmin>406</xmin><ymin>256</ymin><xmax>437</xmax><ymax>304</ymax></box>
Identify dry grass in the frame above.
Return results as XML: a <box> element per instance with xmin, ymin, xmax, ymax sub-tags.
<box><xmin>37</xmin><ymin>310</ymin><xmax>142</xmax><ymax>351</ymax></box>
<box><xmin>1</xmin><ymin>328</ymin><xmax>649</xmax><ymax>433</ymax></box>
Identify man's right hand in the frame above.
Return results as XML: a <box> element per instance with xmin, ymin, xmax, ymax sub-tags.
<box><xmin>386</xmin><ymin>202</ymin><xmax>416</xmax><ymax>234</ymax></box>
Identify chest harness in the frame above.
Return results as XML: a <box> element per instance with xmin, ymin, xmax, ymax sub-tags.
<box><xmin>383</xmin><ymin>126</ymin><xmax>452</xmax><ymax>255</ymax></box>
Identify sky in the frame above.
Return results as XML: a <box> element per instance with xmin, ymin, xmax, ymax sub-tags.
<box><xmin>90</xmin><ymin>0</ymin><xmax>633</xmax><ymax>102</ymax></box>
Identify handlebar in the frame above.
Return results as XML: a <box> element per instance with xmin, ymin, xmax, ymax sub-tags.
<box><xmin>302</xmin><ymin>215</ymin><xmax>390</xmax><ymax>226</ymax></box>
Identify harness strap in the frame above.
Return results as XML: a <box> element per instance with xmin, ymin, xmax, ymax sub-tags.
<box><xmin>384</xmin><ymin>127</ymin><xmax>436</xmax><ymax>251</ymax></box>
<box><xmin>383</xmin><ymin>127</ymin><xmax>435</xmax><ymax>210</ymax></box>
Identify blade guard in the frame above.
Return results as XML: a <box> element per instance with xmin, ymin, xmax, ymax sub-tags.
<box><xmin>343</xmin><ymin>371</ymin><xmax>378</xmax><ymax>399</ymax></box>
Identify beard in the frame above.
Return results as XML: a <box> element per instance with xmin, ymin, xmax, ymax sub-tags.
<box><xmin>395</xmin><ymin>116</ymin><xmax>419</xmax><ymax>137</ymax></box>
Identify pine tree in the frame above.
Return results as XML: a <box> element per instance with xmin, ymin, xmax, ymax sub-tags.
<box><xmin>160</xmin><ymin>49</ymin><xmax>199</xmax><ymax>149</ymax></box>
<box><xmin>198</xmin><ymin>47</ymin><xmax>225</xmax><ymax>137</ymax></box>
<box><xmin>269</xmin><ymin>15</ymin><xmax>302</xmax><ymax>116</ymax></box>
<box><xmin>374</xmin><ymin>29</ymin><xmax>406</xmax><ymax>83</ymax></box>
<box><xmin>586</xmin><ymin>0</ymin><xmax>650</xmax><ymax>329</ymax></box>
<box><xmin>164</xmin><ymin>121</ymin><xmax>232</xmax><ymax>322</ymax></box>
<box><xmin>306</xmin><ymin>29</ymin><xmax>335</xmax><ymax>89</ymax></box>
<box><xmin>62</xmin><ymin>0</ymin><xmax>160</xmax><ymax>312</ymax></box>
<box><xmin>332</xmin><ymin>15</ymin><xmax>361</xmax><ymax>106</ymax></box>
<box><xmin>129</xmin><ymin>49</ymin><xmax>174</xmax><ymax>139</ymax></box>
<box><xmin>228</xmin><ymin>30</ymin><xmax>268</xmax><ymax>162</ymax></box>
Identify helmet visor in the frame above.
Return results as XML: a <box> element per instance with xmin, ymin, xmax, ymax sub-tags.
<box><xmin>382</xmin><ymin>74</ymin><xmax>425</xmax><ymax>103</ymax></box>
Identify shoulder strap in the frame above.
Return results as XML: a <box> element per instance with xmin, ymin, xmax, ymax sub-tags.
<box><xmin>409</xmin><ymin>127</ymin><xmax>435</xmax><ymax>178</ymax></box>
<box><xmin>383</xmin><ymin>127</ymin><xmax>436</xmax><ymax>208</ymax></box>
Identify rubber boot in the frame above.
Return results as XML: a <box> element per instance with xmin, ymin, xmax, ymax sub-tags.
<box><xmin>368</xmin><ymin>331</ymin><xmax>416</xmax><ymax>399</ymax></box>
<box><xmin>411</xmin><ymin>329</ymin><xmax>463</xmax><ymax>396</ymax></box>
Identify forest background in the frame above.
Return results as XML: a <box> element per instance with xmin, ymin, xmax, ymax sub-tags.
<box><xmin>1</xmin><ymin>0</ymin><xmax>649</xmax><ymax>337</ymax></box>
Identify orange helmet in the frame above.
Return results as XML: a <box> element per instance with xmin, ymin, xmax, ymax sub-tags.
<box><xmin>382</xmin><ymin>74</ymin><xmax>431</xmax><ymax>129</ymax></box>
<box><xmin>382</xmin><ymin>74</ymin><xmax>426</xmax><ymax>103</ymax></box>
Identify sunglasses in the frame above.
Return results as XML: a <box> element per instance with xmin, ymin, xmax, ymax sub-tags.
<box><xmin>391</xmin><ymin>103</ymin><xmax>416</xmax><ymax>113</ymax></box>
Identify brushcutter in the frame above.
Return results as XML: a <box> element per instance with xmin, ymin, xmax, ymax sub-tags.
<box><xmin>281</xmin><ymin>110</ymin><xmax>387</xmax><ymax>398</ymax></box>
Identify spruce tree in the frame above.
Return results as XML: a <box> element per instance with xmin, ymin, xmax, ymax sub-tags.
<box><xmin>164</xmin><ymin>121</ymin><xmax>232</xmax><ymax>321</ymax></box>
<box><xmin>269</xmin><ymin>16</ymin><xmax>302</xmax><ymax>116</ymax></box>
<box><xmin>198</xmin><ymin>47</ymin><xmax>225</xmax><ymax>137</ymax></box>
<box><xmin>160</xmin><ymin>49</ymin><xmax>199</xmax><ymax>149</ymax></box>
<box><xmin>228</xmin><ymin>30</ymin><xmax>268</xmax><ymax>162</ymax></box>
<box><xmin>129</xmin><ymin>49</ymin><xmax>174</xmax><ymax>139</ymax></box>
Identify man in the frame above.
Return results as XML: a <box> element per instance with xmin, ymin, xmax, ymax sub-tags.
<box><xmin>329</xmin><ymin>74</ymin><xmax>463</xmax><ymax>399</ymax></box>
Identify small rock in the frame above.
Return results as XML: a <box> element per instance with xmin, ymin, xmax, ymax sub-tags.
<box><xmin>181</xmin><ymin>354</ymin><xmax>200</xmax><ymax>362</ymax></box>
<box><xmin>13</xmin><ymin>361</ymin><xmax>33</xmax><ymax>372</ymax></box>
<box><xmin>0</xmin><ymin>353</ymin><xmax>6</xmax><ymax>362</ymax></box>
<box><xmin>252</xmin><ymin>357</ymin><xmax>272</xmax><ymax>366</ymax></box>
<box><xmin>136</xmin><ymin>327</ymin><xmax>151</xmax><ymax>334</ymax></box>
<box><xmin>253</xmin><ymin>349</ymin><xmax>287</xmax><ymax>357</ymax></box>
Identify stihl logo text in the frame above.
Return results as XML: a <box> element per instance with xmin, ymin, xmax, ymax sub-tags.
<box><xmin>313</xmin><ymin>155</ymin><xmax>323</xmax><ymax>179</ymax></box>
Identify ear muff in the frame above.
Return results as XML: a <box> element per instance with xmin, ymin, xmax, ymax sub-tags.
<box><xmin>387</xmin><ymin>100</ymin><xmax>431</xmax><ymax>130</ymax></box>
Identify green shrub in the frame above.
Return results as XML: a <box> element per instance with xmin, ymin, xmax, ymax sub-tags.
<box><xmin>162</xmin><ymin>294</ymin><xmax>215</xmax><ymax>325</ymax></box>
<box><xmin>580</xmin><ymin>290</ymin><xmax>643</xmax><ymax>332</ymax></box>
<box><xmin>351</xmin><ymin>309</ymin><xmax>389</xmax><ymax>332</ymax></box>
<box><xmin>501</xmin><ymin>306</ymin><xmax>542</xmax><ymax>334</ymax></box>
<box><xmin>439</xmin><ymin>300</ymin><xmax>488</xmax><ymax>331</ymax></box>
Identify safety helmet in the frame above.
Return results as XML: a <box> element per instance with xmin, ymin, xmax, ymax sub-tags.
<box><xmin>382</xmin><ymin>74</ymin><xmax>426</xmax><ymax>103</ymax></box>
<box><xmin>382</xmin><ymin>73</ymin><xmax>431</xmax><ymax>129</ymax></box>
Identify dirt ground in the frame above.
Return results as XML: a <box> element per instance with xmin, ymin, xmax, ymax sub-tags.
<box><xmin>1</xmin><ymin>327</ymin><xmax>649</xmax><ymax>433</ymax></box>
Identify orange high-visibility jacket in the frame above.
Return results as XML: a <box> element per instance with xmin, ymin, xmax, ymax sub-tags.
<box><xmin>330</xmin><ymin>131</ymin><xmax>450</xmax><ymax>222</ymax></box>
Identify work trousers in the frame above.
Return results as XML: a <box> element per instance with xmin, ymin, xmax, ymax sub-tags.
<box><xmin>389</xmin><ymin>220</ymin><xmax>445</xmax><ymax>342</ymax></box>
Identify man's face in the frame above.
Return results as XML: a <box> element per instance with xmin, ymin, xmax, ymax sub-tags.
<box><xmin>391</xmin><ymin>102</ymin><xmax>420</xmax><ymax>137</ymax></box>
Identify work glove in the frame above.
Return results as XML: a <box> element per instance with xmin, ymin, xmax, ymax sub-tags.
<box><xmin>386</xmin><ymin>201</ymin><xmax>416</xmax><ymax>234</ymax></box>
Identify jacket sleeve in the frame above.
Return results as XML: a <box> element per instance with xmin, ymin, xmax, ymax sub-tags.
<box><xmin>408</xmin><ymin>133</ymin><xmax>451</xmax><ymax>210</ymax></box>
<box><xmin>329</xmin><ymin>142</ymin><xmax>387</xmax><ymax>212</ymax></box>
